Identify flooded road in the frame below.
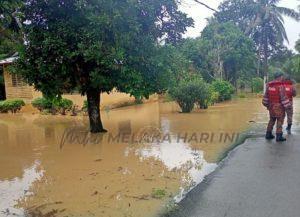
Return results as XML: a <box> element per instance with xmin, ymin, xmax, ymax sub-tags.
<box><xmin>0</xmin><ymin>98</ymin><xmax>267</xmax><ymax>217</ymax></box>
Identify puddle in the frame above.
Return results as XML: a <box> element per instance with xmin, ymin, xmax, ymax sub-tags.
<box><xmin>0</xmin><ymin>98</ymin><xmax>268</xmax><ymax>216</ymax></box>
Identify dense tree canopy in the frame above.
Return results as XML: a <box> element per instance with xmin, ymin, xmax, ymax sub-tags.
<box><xmin>15</xmin><ymin>0</ymin><xmax>193</xmax><ymax>132</ymax></box>
<box><xmin>178</xmin><ymin>22</ymin><xmax>257</xmax><ymax>86</ymax></box>
<box><xmin>216</xmin><ymin>0</ymin><xmax>300</xmax><ymax>81</ymax></box>
<box><xmin>0</xmin><ymin>0</ymin><xmax>23</xmax><ymax>59</ymax></box>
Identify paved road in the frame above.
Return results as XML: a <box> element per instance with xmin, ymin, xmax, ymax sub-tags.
<box><xmin>165</xmin><ymin>134</ymin><xmax>300</xmax><ymax>217</ymax></box>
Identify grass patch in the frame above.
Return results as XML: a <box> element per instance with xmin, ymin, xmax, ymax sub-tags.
<box><xmin>151</xmin><ymin>189</ymin><xmax>167</xmax><ymax>199</ymax></box>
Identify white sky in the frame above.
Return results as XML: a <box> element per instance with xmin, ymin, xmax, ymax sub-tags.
<box><xmin>180</xmin><ymin>0</ymin><xmax>300</xmax><ymax>52</ymax></box>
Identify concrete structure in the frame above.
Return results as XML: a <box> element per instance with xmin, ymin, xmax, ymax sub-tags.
<box><xmin>0</xmin><ymin>56</ymin><xmax>158</xmax><ymax>107</ymax></box>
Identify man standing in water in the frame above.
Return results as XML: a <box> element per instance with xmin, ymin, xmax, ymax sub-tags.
<box><xmin>283</xmin><ymin>75</ymin><xmax>297</xmax><ymax>134</ymax></box>
<box><xmin>262</xmin><ymin>72</ymin><xmax>291</xmax><ymax>142</ymax></box>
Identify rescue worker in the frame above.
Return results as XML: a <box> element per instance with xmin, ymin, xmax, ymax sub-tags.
<box><xmin>283</xmin><ymin>75</ymin><xmax>297</xmax><ymax>134</ymax></box>
<box><xmin>262</xmin><ymin>72</ymin><xmax>291</xmax><ymax>142</ymax></box>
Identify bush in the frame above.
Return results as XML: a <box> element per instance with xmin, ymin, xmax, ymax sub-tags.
<box><xmin>31</xmin><ymin>97</ymin><xmax>52</xmax><ymax>111</ymax></box>
<box><xmin>82</xmin><ymin>100</ymin><xmax>88</xmax><ymax>112</ymax></box>
<box><xmin>211</xmin><ymin>80</ymin><xmax>235</xmax><ymax>102</ymax></box>
<box><xmin>32</xmin><ymin>97</ymin><xmax>73</xmax><ymax>115</ymax></box>
<box><xmin>251</xmin><ymin>77</ymin><xmax>264</xmax><ymax>93</ymax></box>
<box><xmin>0</xmin><ymin>99</ymin><xmax>25</xmax><ymax>113</ymax></box>
<box><xmin>170</xmin><ymin>78</ymin><xmax>213</xmax><ymax>113</ymax></box>
<box><xmin>195</xmin><ymin>82</ymin><xmax>213</xmax><ymax>109</ymax></box>
<box><xmin>58</xmin><ymin>98</ymin><xmax>73</xmax><ymax>115</ymax></box>
<box><xmin>209</xmin><ymin>90</ymin><xmax>220</xmax><ymax>105</ymax></box>
<box><xmin>239</xmin><ymin>93</ymin><xmax>246</xmax><ymax>98</ymax></box>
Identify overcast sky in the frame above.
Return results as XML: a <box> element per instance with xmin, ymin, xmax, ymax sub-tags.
<box><xmin>180</xmin><ymin>0</ymin><xmax>300</xmax><ymax>52</ymax></box>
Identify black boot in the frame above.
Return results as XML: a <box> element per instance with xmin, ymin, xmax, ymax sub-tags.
<box><xmin>286</xmin><ymin>124</ymin><xmax>292</xmax><ymax>135</ymax></box>
<box><xmin>265</xmin><ymin>132</ymin><xmax>275</xmax><ymax>140</ymax></box>
<box><xmin>276</xmin><ymin>133</ymin><xmax>286</xmax><ymax>142</ymax></box>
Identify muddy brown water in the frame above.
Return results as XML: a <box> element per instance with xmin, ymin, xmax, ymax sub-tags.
<box><xmin>0</xmin><ymin>98</ymin><xmax>268</xmax><ymax>217</ymax></box>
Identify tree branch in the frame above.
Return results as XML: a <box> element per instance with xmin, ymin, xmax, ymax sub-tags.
<box><xmin>193</xmin><ymin>0</ymin><xmax>218</xmax><ymax>13</ymax></box>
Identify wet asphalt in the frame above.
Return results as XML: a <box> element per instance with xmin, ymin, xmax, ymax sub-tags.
<box><xmin>166</xmin><ymin>133</ymin><xmax>300</xmax><ymax>217</ymax></box>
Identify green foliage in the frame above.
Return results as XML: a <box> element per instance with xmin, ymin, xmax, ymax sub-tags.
<box><xmin>170</xmin><ymin>78</ymin><xmax>214</xmax><ymax>113</ymax></box>
<box><xmin>31</xmin><ymin>97</ymin><xmax>52</xmax><ymax>111</ymax></box>
<box><xmin>251</xmin><ymin>77</ymin><xmax>264</xmax><ymax>93</ymax></box>
<box><xmin>32</xmin><ymin>97</ymin><xmax>73</xmax><ymax>115</ymax></box>
<box><xmin>178</xmin><ymin>22</ymin><xmax>257</xmax><ymax>85</ymax></box>
<box><xmin>209</xmin><ymin>89</ymin><xmax>220</xmax><ymax>105</ymax></box>
<box><xmin>0</xmin><ymin>0</ymin><xmax>23</xmax><ymax>58</ymax></box>
<box><xmin>0</xmin><ymin>99</ymin><xmax>25</xmax><ymax>113</ymax></box>
<box><xmin>15</xmin><ymin>0</ymin><xmax>193</xmax><ymax>98</ymax></box>
<box><xmin>151</xmin><ymin>189</ymin><xmax>166</xmax><ymax>199</ymax></box>
<box><xmin>217</xmin><ymin>0</ymin><xmax>300</xmax><ymax>78</ymax></box>
<box><xmin>195</xmin><ymin>82</ymin><xmax>214</xmax><ymax>109</ymax></box>
<box><xmin>201</xmin><ymin>22</ymin><xmax>257</xmax><ymax>85</ymax></box>
<box><xmin>58</xmin><ymin>98</ymin><xmax>73</xmax><ymax>115</ymax></box>
<box><xmin>238</xmin><ymin>93</ymin><xmax>246</xmax><ymax>98</ymax></box>
<box><xmin>14</xmin><ymin>0</ymin><xmax>193</xmax><ymax>132</ymax></box>
<box><xmin>211</xmin><ymin>80</ymin><xmax>235</xmax><ymax>102</ymax></box>
<box><xmin>282</xmin><ymin>55</ymin><xmax>300</xmax><ymax>82</ymax></box>
<box><xmin>82</xmin><ymin>100</ymin><xmax>88</xmax><ymax>113</ymax></box>
<box><xmin>296</xmin><ymin>38</ymin><xmax>300</xmax><ymax>53</ymax></box>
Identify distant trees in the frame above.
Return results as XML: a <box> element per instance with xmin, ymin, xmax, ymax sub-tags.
<box><xmin>296</xmin><ymin>38</ymin><xmax>300</xmax><ymax>53</ymax></box>
<box><xmin>178</xmin><ymin>22</ymin><xmax>257</xmax><ymax>87</ymax></box>
<box><xmin>216</xmin><ymin>0</ymin><xmax>300</xmax><ymax>84</ymax></box>
<box><xmin>15</xmin><ymin>0</ymin><xmax>193</xmax><ymax>133</ymax></box>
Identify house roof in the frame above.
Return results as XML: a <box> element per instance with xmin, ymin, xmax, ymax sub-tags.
<box><xmin>0</xmin><ymin>53</ymin><xmax>18</xmax><ymax>65</ymax></box>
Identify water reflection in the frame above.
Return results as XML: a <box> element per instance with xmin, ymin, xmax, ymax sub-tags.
<box><xmin>0</xmin><ymin>161</ymin><xmax>44</xmax><ymax>216</ymax></box>
<box><xmin>0</xmin><ymin>99</ymin><xmax>266</xmax><ymax>217</ymax></box>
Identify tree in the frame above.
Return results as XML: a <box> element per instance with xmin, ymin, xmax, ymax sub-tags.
<box><xmin>282</xmin><ymin>55</ymin><xmax>300</xmax><ymax>81</ymax></box>
<box><xmin>0</xmin><ymin>0</ymin><xmax>23</xmax><ymax>59</ymax></box>
<box><xmin>15</xmin><ymin>0</ymin><xmax>193</xmax><ymax>133</ymax></box>
<box><xmin>216</xmin><ymin>0</ymin><xmax>300</xmax><ymax>86</ymax></box>
<box><xmin>269</xmin><ymin>45</ymin><xmax>294</xmax><ymax>68</ymax></box>
<box><xmin>296</xmin><ymin>38</ymin><xmax>300</xmax><ymax>53</ymax></box>
<box><xmin>179</xmin><ymin>22</ymin><xmax>257</xmax><ymax>86</ymax></box>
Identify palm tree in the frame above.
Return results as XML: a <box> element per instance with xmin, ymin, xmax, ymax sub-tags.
<box><xmin>217</xmin><ymin>0</ymin><xmax>300</xmax><ymax>88</ymax></box>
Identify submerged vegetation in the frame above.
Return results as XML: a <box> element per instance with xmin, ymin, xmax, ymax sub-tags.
<box><xmin>0</xmin><ymin>99</ymin><xmax>25</xmax><ymax>113</ymax></box>
<box><xmin>32</xmin><ymin>97</ymin><xmax>73</xmax><ymax>115</ymax></box>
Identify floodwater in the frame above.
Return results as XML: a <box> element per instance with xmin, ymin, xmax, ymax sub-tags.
<box><xmin>0</xmin><ymin>98</ymin><xmax>268</xmax><ymax>217</ymax></box>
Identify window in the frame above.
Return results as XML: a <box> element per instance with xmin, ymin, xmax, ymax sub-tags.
<box><xmin>11</xmin><ymin>74</ymin><xmax>25</xmax><ymax>87</ymax></box>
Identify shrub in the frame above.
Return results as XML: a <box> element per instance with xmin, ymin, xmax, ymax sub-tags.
<box><xmin>82</xmin><ymin>100</ymin><xmax>88</xmax><ymax>112</ymax></box>
<box><xmin>211</xmin><ymin>80</ymin><xmax>235</xmax><ymax>102</ymax></box>
<box><xmin>0</xmin><ymin>99</ymin><xmax>25</xmax><ymax>113</ymax></box>
<box><xmin>31</xmin><ymin>98</ymin><xmax>52</xmax><ymax>111</ymax></box>
<box><xmin>195</xmin><ymin>82</ymin><xmax>212</xmax><ymax>109</ymax></box>
<box><xmin>209</xmin><ymin>89</ymin><xmax>220</xmax><ymax>105</ymax></box>
<box><xmin>32</xmin><ymin>97</ymin><xmax>73</xmax><ymax>115</ymax></box>
<box><xmin>239</xmin><ymin>93</ymin><xmax>246</xmax><ymax>98</ymax></box>
<box><xmin>151</xmin><ymin>189</ymin><xmax>166</xmax><ymax>199</ymax></box>
<box><xmin>58</xmin><ymin>98</ymin><xmax>73</xmax><ymax>115</ymax></box>
<box><xmin>251</xmin><ymin>77</ymin><xmax>264</xmax><ymax>93</ymax></box>
<box><xmin>170</xmin><ymin>78</ymin><xmax>213</xmax><ymax>113</ymax></box>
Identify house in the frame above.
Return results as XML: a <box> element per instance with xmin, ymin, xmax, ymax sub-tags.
<box><xmin>0</xmin><ymin>56</ymin><xmax>158</xmax><ymax>107</ymax></box>
<box><xmin>0</xmin><ymin>54</ymin><xmax>39</xmax><ymax>101</ymax></box>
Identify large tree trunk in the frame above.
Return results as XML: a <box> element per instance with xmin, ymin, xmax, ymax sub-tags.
<box><xmin>86</xmin><ymin>89</ymin><xmax>107</xmax><ymax>133</ymax></box>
